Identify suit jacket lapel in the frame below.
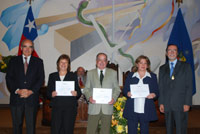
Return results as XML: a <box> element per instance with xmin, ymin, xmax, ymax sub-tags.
<box><xmin>103</xmin><ymin>68</ymin><xmax>109</xmax><ymax>85</ymax></box>
<box><xmin>95</xmin><ymin>69</ymin><xmax>100</xmax><ymax>81</ymax></box>
<box><xmin>26</xmin><ymin>56</ymin><xmax>34</xmax><ymax>76</ymax></box>
<box><xmin>131</xmin><ymin>75</ymin><xmax>139</xmax><ymax>84</ymax></box>
<box><xmin>19</xmin><ymin>55</ymin><xmax>26</xmax><ymax>76</ymax></box>
<box><xmin>63</xmin><ymin>72</ymin><xmax>70</xmax><ymax>81</ymax></box>
<box><xmin>143</xmin><ymin>76</ymin><xmax>151</xmax><ymax>84</ymax></box>
<box><xmin>173</xmin><ymin>61</ymin><xmax>181</xmax><ymax>76</ymax></box>
<box><xmin>54</xmin><ymin>72</ymin><xmax>61</xmax><ymax>81</ymax></box>
<box><xmin>164</xmin><ymin>63</ymin><xmax>171</xmax><ymax>79</ymax></box>
<box><xmin>95</xmin><ymin>68</ymin><xmax>102</xmax><ymax>87</ymax></box>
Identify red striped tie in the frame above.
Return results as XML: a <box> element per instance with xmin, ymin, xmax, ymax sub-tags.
<box><xmin>24</xmin><ymin>57</ymin><xmax>28</xmax><ymax>74</ymax></box>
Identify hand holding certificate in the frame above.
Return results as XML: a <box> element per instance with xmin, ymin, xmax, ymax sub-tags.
<box><xmin>56</xmin><ymin>81</ymin><xmax>74</xmax><ymax>96</ymax></box>
<box><xmin>93</xmin><ymin>88</ymin><xmax>112</xmax><ymax>104</ymax></box>
<box><xmin>130</xmin><ymin>84</ymin><xmax>149</xmax><ymax>98</ymax></box>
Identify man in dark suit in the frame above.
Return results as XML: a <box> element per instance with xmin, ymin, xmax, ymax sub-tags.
<box><xmin>159</xmin><ymin>44</ymin><xmax>193</xmax><ymax>134</ymax></box>
<box><xmin>6</xmin><ymin>39</ymin><xmax>45</xmax><ymax>134</ymax></box>
<box><xmin>83</xmin><ymin>53</ymin><xmax>121</xmax><ymax>134</ymax></box>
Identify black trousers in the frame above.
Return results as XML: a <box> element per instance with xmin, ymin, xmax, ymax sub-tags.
<box><xmin>127</xmin><ymin>113</ymin><xmax>149</xmax><ymax>134</ymax></box>
<box><xmin>51</xmin><ymin>105</ymin><xmax>77</xmax><ymax>134</ymax></box>
<box><xmin>165</xmin><ymin>111</ymin><xmax>188</xmax><ymax>134</ymax></box>
<box><xmin>10</xmin><ymin>103</ymin><xmax>38</xmax><ymax>134</ymax></box>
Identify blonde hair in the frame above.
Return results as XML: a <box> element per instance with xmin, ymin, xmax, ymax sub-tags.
<box><xmin>132</xmin><ymin>55</ymin><xmax>151</xmax><ymax>73</ymax></box>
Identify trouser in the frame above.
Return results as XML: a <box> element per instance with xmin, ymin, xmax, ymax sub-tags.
<box><xmin>10</xmin><ymin>104</ymin><xmax>38</xmax><ymax>134</ymax></box>
<box><xmin>127</xmin><ymin>113</ymin><xmax>149</xmax><ymax>134</ymax></box>
<box><xmin>86</xmin><ymin>111</ymin><xmax>112</xmax><ymax>134</ymax></box>
<box><xmin>165</xmin><ymin>111</ymin><xmax>188</xmax><ymax>134</ymax></box>
<box><xmin>51</xmin><ymin>106</ymin><xmax>77</xmax><ymax>134</ymax></box>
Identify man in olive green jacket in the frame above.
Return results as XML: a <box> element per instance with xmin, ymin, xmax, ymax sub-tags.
<box><xmin>83</xmin><ymin>53</ymin><xmax>121</xmax><ymax>134</ymax></box>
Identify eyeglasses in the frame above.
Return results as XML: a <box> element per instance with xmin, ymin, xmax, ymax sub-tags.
<box><xmin>167</xmin><ymin>49</ymin><xmax>177</xmax><ymax>52</ymax></box>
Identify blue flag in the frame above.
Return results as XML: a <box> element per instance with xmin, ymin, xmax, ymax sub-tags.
<box><xmin>168</xmin><ymin>8</ymin><xmax>196</xmax><ymax>95</ymax></box>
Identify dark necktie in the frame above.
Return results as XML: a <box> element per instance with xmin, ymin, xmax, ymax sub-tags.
<box><xmin>170</xmin><ymin>62</ymin><xmax>174</xmax><ymax>77</ymax></box>
<box><xmin>24</xmin><ymin>57</ymin><xmax>28</xmax><ymax>74</ymax></box>
<box><xmin>100</xmin><ymin>70</ymin><xmax>104</xmax><ymax>86</ymax></box>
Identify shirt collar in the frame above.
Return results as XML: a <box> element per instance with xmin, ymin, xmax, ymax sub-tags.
<box><xmin>132</xmin><ymin>71</ymin><xmax>151</xmax><ymax>79</ymax></box>
<box><xmin>22</xmin><ymin>55</ymin><xmax>31</xmax><ymax>64</ymax></box>
<box><xmin>97</xmin><ymin>68</ymin><xmax>106</xmax><ymax>75</ymax></box>
<box><xmin>169</xmin><ymin>59</ymin><xmax>177</xmax><ymax>67</ymax></box>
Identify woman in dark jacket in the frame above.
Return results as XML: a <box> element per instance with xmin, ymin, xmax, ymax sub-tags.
<box><xmin>123</xmin><ymin>55</ymin><xmax>159</xmax><ymax>134</ymax></box>
<box><xmin>47</xmin><ymin>54</ymin><xmax>81</xmax><ymax>134</ymax></box>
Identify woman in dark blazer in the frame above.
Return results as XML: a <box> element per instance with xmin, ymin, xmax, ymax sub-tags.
<box><xmin>123</xmin><ymin>55</ymin><xmax>159</xmax><ymax>134</ymax></box>
<box><xmin>47</xmin><ymin>54</ymin><xmax>82</xmax><ymax>134</ymax></box>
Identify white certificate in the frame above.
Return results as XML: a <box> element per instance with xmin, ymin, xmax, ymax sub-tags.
<box><xmin>130</xmin><ymin>84</ymin><xmax>150</xmax><ymax>98</ymax></box>
<box><xmin>93</xmin><ymin>88</ymin><xmax>112</xmax><ymax>104</ymax></box>
<box><xmin>56</xmin><ymin>81</ymin><xmax>74</xmax><ymax>96</ymax></box>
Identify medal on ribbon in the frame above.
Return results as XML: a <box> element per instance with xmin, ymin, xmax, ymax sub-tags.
<box><xmin>171</xmin><ymin>75</ymin><xmax>175</xmax><ymax>80</ymax></box>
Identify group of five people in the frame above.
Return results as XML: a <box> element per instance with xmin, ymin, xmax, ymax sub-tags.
<box><xmin>6</xmin><ymin>39</ymin><xmax>193</xmax><ymax>134</ymax></box>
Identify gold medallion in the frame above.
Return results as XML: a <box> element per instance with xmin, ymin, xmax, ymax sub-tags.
<box><xmin>171</xmin><ymin>75</ymin><xmax>175</xmax><ymax>80</ymax></box>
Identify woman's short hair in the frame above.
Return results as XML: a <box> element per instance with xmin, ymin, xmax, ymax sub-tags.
<box><xmin>132</xmin><ymin>55</ymin><xmax>151</xmax><ymax>73</ymax></box>
<box><xmin>56</xmin><ymin>54</ymin><xmax>71</xmax><ymax>72</ymax></box>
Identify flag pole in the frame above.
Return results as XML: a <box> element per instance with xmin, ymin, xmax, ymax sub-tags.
<box><xmin>112</xmin><ymin>0</ymin><xmax>115</xmax><ymax>42</ymax></box>
<box><xmin>176</xmin><ymin>0</ymin><xmax>183</xmax><ymax>8</ymax></box>
<box><xmin>27</xmin><ymin>0</ymin><xmax>32</xmax><ymax>5</ymax></box>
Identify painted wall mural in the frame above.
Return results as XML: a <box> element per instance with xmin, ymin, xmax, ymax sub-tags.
<box><xmin>0</xmin><ymin>0</ymin><xmax>200</xmax><ymax>104</ymax></box>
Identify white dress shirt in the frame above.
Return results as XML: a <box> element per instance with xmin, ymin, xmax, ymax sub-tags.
<box><xmin>59</xmin><ymin>75</ymin><xmax>65</xmax><ymax>81</ymax></box>
<box><xmin>22</xmin><ymin>55</ymin><xmax>31</xmax><ymax>64</ymax></box>
<box><xmin>132</xmin><ymin>71</ymin><xmax>151</xmax><ymax>113</ymax></box>
<box><xmin>97</xmin><ymin>68</ymin><xmax>106</xmax><ymax>78</ymax></box>
<box><xmin>169</xmin><ymin>59</ymin><xmax>177</xmax><ymax>69</ymax></box>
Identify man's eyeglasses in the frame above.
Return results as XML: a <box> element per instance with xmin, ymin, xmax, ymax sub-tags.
<box><xmin>167</xmin><ymin>49</ymin><xmax>177</xmax><ymax>52</ymax></box>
